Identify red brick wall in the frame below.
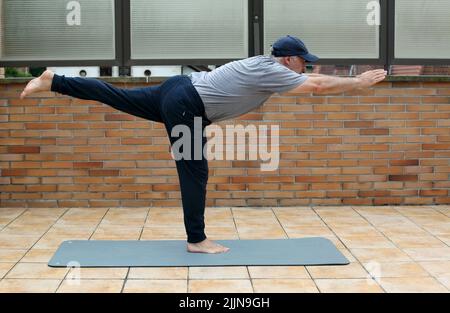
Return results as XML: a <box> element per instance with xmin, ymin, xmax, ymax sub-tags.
<box><xmin>1</xmin><ymin>78</ymin><xmax>449</xmax><ymax>208</ymax></box>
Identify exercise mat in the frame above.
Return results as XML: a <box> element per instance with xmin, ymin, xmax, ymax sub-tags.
<box><xmin>48</xmin><ymin>237</ymin><xmax>349</xmax><ymax>267</ymax></box>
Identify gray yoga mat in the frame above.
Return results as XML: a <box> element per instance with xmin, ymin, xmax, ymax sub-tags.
<box><xmin>48</xmin><ymin>237</ymin><xmax>349</xmax><ymax>268</ymax></box>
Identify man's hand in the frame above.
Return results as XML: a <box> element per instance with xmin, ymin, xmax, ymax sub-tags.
<box><xmin>356</xmin><ymin>69</ymin><xmax>388</xmax><ymax>89</ymax></box>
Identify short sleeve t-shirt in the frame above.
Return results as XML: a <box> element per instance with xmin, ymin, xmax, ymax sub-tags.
<box><xmin>189</xmin><ymin>55</ymin><xmax>308</xmax><ymax>123</ymax></box>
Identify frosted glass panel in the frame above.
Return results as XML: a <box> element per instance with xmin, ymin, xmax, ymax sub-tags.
<box><xmin>395</xmin><ymin>0</ymin><xmax>450</xmax><ymax>59</ymax></box>
<box><xmin>264</xmin><ymin>0</ymin><xmax>380</xmax><ymax>59</ymax></box>
<box><xmin>131</xmin><ymin>0</ymin><xmax>248</xmax><ymax>60</ymax></box>
<box><xmin>0</xmin><ymin>0</ymin><xmax>115</xmax><ymax>61</ymax></box>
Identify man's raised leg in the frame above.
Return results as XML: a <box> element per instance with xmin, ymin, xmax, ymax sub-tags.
<box><xmin>21</xmin><ymin>70</ymin><xmax>162</xmax><ymax>122</ymax></box>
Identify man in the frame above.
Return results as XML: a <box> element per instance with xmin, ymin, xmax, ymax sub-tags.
<box><xmin>20</xmin><ymin>35</ymin><xmax>386</xmax><ymax>254</ymax></box>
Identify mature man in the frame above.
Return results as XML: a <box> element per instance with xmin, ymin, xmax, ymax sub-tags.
<box><xmin>20</xmin><ymin>35</ymin><xmax>387</xmax><ymax>254</ymax></box>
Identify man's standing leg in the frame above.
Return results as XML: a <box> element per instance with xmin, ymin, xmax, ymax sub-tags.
<box><xmin>160</xmin><ymin>76</ymin><xmax>229</xmax><ymax>254</ymax></box>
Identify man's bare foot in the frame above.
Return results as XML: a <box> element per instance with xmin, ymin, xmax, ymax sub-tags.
<box><xmin>20</xmin><ymin>70</ymin><xmax>54</xmax><ymax>99</ymax></box>
<box><xmin>187</xmin><ymin>239</ymin><xmax>230</xmax><ymax>254</ymax></box>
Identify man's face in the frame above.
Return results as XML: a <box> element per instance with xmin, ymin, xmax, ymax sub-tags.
<box><xmin>283</xmin><ymin>56</ymin><xmax>307</xmax><ymax>74</ymax></box>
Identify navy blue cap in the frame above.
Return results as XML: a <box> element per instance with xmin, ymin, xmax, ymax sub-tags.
<box><xmin>271</xmin><ymin>35</ymin><xmax>319</xmax><ymax>63</ymax></box>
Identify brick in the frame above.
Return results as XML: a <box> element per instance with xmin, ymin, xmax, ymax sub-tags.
<box><xmin>423</xmin><ymin>144</ymin><xmax>450</xmax><ymax>150</ymax></box>
<box><xmin>295</xmin><ymin>176</ymin><xmax>327</xmax><ymax>183</ymax></box>
<box><xmin>344</xmin><ymin>121</ymin><xmax>374</xmax><ymax>128</ymax></box>
<box><xmin>74</xmin><ymin>162</ymin><xmax>104</xmax><ymax>169</ymax></box>
<box><xmin>89</xmin><ymin>170</ymin><xmax>120</xmax><ymax>176</ymax></box>
<box><xmin>313</xmin><ymin>104</ymin><xmax>343</xmax><ymax>112</ymax></box>
<box><xmin>373</xmin><ymin>197</ymin><xmax>403</xmax><ymax>205</ymax></box>
<box><xmin>420</xmin><ymin>190</ymin><xmax>448</xmax><ymax>196</ymax></box>
<box><xmin>358</xmin><ymin>190</ymin><xmax>390</xmax><ymax>197</ymax></box>
<box><xmin>390</xmin><ymin>160</ymin><xmax>419</xmax><ymax>166</ymax></box>
<box><xmin>389</xmin><ymin>175</ymin><xmax>418</xmax><ymax>182</ymax></box>
<box><xmin>360</xmin><ymin>129</ymin><xmax>389</xmax><ymax>136</ymax></box>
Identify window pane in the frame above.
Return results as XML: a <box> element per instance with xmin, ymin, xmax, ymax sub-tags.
<box><xmin>395</xmin><ymin>0</ymin><xmax>450</xmax><ymax>59</ymax></box>
<box><xmin>131</xmin><ymin>0</ymin><xmax>249</xmax><ymax>60</ymax></box>
<box><xmin>0</xmin><ymin>0</ymin><xmax>115</xmax><ymax>61</ymax></box>
<box><xmin>264</xmin><ymin>0</ymin><xmax>380</xmax><ymax>59</ymax></box>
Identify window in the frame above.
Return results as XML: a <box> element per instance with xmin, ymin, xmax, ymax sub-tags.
<box><xmin>395</xmin><ymin>0</ymin><xmax>450</xmax><ymax>59</ymax></box>
<box><xmin>264</xmin><ymin>0</ymin><xmax>380</xmax><ymax>59</ymax></box>
<box><xmin>0</xmin><ymin>0</ymin><xmax>115</xmax><ymax>61</ymax></box>
<box><xmin>130</xmin><ymin>0</ymin><xmax>249</xmax><ymax>60</ymax></box>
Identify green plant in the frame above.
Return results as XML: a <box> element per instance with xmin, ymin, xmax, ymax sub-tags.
<box><xmin>5</xmin><ymin>67</ymin><xmax>33</xmax><ymax>78</ymax></box>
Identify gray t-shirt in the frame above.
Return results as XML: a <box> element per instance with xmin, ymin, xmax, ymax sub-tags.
<box><xmin>189</xmin><ymin>55</ymin><xmax>308</xmax><ymax>123</ymax></box>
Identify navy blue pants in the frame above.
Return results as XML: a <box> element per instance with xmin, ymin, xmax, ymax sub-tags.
<box><xmin>51</xmin><ymin>74</ymin><xmax>212</xmax><ymax>243</ymax></box>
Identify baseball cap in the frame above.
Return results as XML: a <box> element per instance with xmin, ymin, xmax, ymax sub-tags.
<box><xmin>271</xmin><ymin>35</ymin><xmax>319</xmax><ymax>63</ymax></box>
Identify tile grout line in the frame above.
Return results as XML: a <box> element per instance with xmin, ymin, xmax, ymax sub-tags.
<box><xmin>298</xmin><ymin>206</ymin><xmax>324</xmax><ymax>293</ymax></box>
<box><xmin>0</xmin><ymin>208</ymin><xmax>29</xmax><ymax>232</ymax></box>
<box><xmin>392</xmin><ymin>205</ymin><xmax>449</xmax><ymax>248</ymax></box>
<box><xmin>312</xmin><ymin>205</ymin><xmax>386</xmax><ymax>293</ymax></box>
<box><xmin>350</xmin><ymin>205</ymin><xmax>448</xmax><ymax>292</ymax></box>
<box><xmin>119</xmin><ymin>207</ymin><xmax>151</xmax><ymax>293</ymax></box>
<box><xmin>271</xmin><ymin>206</ymin><xmax>320</xmax><ymax>293</ymax></box>
<box><xmin>390</xmin><ymin>205</ymin><xmax>450</xmax><ymax>291</ymax></box>
<box><xmin>1</xmin><ymin>207</ymin><xmax>70</xmax><ymax>292</ymax></box>
<box><xmin>0</xmin><ymin>208</ymin><xmax>31</xmax><ymax>284</ymax></box>
<box><xmin>55</xmin><ymin>207</ymin><xmax>111</xmax><ymax>293</ymax></box>
<box><xmin>229</xmin><ymin>207</ymin><xmax>254</xmax><ymax>293</ymax></box>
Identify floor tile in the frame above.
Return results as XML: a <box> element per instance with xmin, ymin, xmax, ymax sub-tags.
<box><xmin>189</xmin><ymin>279</ymin><xmax>253</xmax><ymax>293</ymax></box>
<box><xmin>189</xmin><ymin>266</ymin><xmax>249</xmax><ymax>280</ymax></box>
<box><xmin>6</xmin><ymin>263</ymin><xmax>68</xmax><ymax>279</ymax></box>
<box><xmin>0</xmin><ymin>208</ymin><xmax>26</xmax><ymax>219</ymax></box>
<box><xmin>145</xmin><ymin>214</ymin><xmax>184</xmax><ymax>227</ymax></box>
<box><xmin>67</xmin><ymin>267</ymin><xmax>129</xmax><ymax>280</ymax></box>
<box><xmin>362</xmin><ymin>262</ymin><xmax>430</xmax><ymax>278</ymax></box>
<box><xmin>282</xmin><ymin>226</ymin><xmax>335</xmax><ymax>237</ymax></box>
<box><xmin>248</xmin><ymin>266</ymin><xmax>310</xmax><ymax>279</ymax></box>
<box><xmin>91</xmin><ymin>226</ymin><xmax>142</xmax><ymax>240</ymax></box>
<box><xmin>339</xmin><ymin>235</ymin><xmax>395</xmax><ymax>249</ymax></box>
<box><xmin>276</xmin><ymin>216</ymin><xmax>326</xmax><ymax>227</ymax></box>
<box><xmin>63</xmin><ymin>208</ymin><xmax>108</xmax><ymax>219</ymax></box>
<box><xmin>377</xmin><ymin>224</ymin><xmax>429</xmax><ymax>237</ymax></box>
<box><xmin>21</xmin><ymin>249</ymin><xmax>56</xmax><ymax>263</ymax></box>
<box><xmin>0</xmin><ymin>249</ymin><xmax>27</xmax><ymax>263</ymax></box>
<box><xmin>421</xmin><ymin>223</ymin><xmax>450</xmax><ymax>236</ymax></box>
<box><xmin>0</xmin><ymin>263</ymin><xmax>15</xmax><ymax>279</ymax></box>
<box><xmin>436</xmin><ymin>276</ymin><xmax>450</xmax><ymax>289</ymax></box>
<box><xmin>388</xmin><ymin>235</ymin><xmax>447</xmax><ymax>249</ymax></box>
<box><xmin>307</xmin><ymin>263</ymin><xmax>368</xmax><ymax>279</ymax></box>
<box><xmin>140</xmin><ymin>227</ymin><xmax>186</xmax><ymax>240</ymax></box>
<box><xmin>418</xmin><ymin>261</ymin><xmax>450</xmax><ymax>277</ymax></box>
<box><xmin>403</xmin><ymin>248</ymin><xmax>450</xmax><ymax>261</ymax></box>
<box><xmin>123</xmin><ymin>280</ymin><xmax>187</xmax><ymax>293</ymax></box>
<box><xmin>237</xmin><ymin>230</ymin><xmax>287</xmax><ymax>240</ymax></box>
<box><xmin>437</xmin><ymin>234</ymin><xmax>450</xmax><ymax>245</ymax></box>
<box><xmin>0</xmin><ymin>235</ymin><xmax>39</xmax><ymax>250</ymax></box>
<box><xmin>350</xmin><ymin>248</ymin><xmax>413</xmax><ymax>263</ymax></box>
<box><xmin>57</xmin><ymin>279</ymin><xmax>124</xmax><ymax>293</ymax></box>
<box><xmin>232</xmin><ymin>208</ymin><xmax>275</xmax><ymax>219</ymax></box>
<box><xmin>128</xmin><ymin>267</ymin><xmax>188</xmax><ymax>280</ymax></box>
<box><xmin>0</xmin><ymin>279</ymin><xmax>60</xmax><ymax>293</ymax></box>
<box><xmin>376</xmin><ymin>277</ymin><xmax>448</xmax><ymax>293</ymax></box>
<box><xmin>1</xmin><ymin>225</ymin><xmax>50</xmax><ymax>237</ymax></box>
<box><xmin>315</xmin><ymin>279</ymin><xmax>383</xmax><ymax>293</ymax></box>
<box><xmin>253</xmin><ymin>279</ymin><xmax>318</xmax><ymax>293</ymax></box>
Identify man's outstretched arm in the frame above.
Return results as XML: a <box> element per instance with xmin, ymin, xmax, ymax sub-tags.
<box><xmin>291</xmin><ymin>69</ymin><xmax>387</xmax><ymax>95</ymax></box>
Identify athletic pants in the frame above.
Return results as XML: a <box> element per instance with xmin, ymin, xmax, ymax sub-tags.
<box><xmin>51</xmin><ymin>74</ymin><xmax>212</xmax><ymax>243</ymax></box>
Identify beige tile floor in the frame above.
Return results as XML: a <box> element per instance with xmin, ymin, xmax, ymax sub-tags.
<box><xmin>0</xmin><ymin>205</ymin><xmax>449</xmax><ymax>293</ymax></box>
